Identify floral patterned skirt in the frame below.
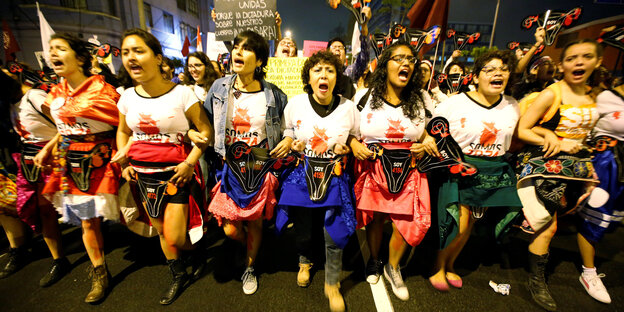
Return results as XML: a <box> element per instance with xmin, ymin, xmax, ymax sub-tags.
<box><xmin>515</xmin><ymin>145</ymin><xmax>599</xmax><ymax>231</ymax></box>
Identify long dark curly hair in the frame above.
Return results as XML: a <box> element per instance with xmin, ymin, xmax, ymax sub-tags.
<box><xmin>368</xmin><ymin>42</ymin><xmax>426</xmax><ymax>120</ymax></box>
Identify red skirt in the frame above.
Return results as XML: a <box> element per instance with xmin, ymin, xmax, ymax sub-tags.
<box><xmin>354</xmin><ymin>157</ymin><xmax>431</xmax><ymax>247</ymax></box>
<box><xmin>208</xmin><ymin>173</ymin><xmax>278</xmax><ymax>225</ymax></box>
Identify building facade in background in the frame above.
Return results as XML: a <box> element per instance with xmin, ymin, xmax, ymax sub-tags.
<box><xmin>2</xmin><ymin>0</ymin><xmax>211</xmax><ymax>71</ymax></box>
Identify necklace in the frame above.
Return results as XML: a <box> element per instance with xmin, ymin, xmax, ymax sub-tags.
<box><xmin>233</xmin><ymin>77</ymin><xmax>254</xmax><ymax>99</ymax></box>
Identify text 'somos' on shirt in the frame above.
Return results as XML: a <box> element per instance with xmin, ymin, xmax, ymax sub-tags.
<box><xmin>224</xmin><ymin>89</ymin><xmax>267</xmax><ymax>146</ymax></box>
<box><xmin>434</xmin><ymin>92</ymin><xmax>519</xmax><ymax>157</ymax></box>
<box><xmin>283</xmin><ymin>93</ymin><xmax>358</xmax><ymax>158</ymax></box>
<box><xmin>118</xmin><ymin>85</ymin><xmax>198</xmax><ymax>145</ymax></box>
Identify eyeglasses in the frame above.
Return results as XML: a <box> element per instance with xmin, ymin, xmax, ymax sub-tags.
<box><xmin>481</xmin><ymin>65</ymin><xmax>510</xmax><ymax>76</ymax></box>
<box><xmin>188</xmin><ymin>64</ymin><xmax>204</xmax><ymax>70</ymax></box>
<box><xmin>390</xmin><ymin>54</ymin><xmax>417</xmax><ymax>64</ymax></box>
<box><xmin>279</xmin><ymin>41</ymin><xmax>295</xmax><ymax>48</ymax></box>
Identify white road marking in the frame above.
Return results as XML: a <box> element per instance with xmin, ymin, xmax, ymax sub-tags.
<box><xmin>355</xmin><ymin>228</ymin><xmax>394</xmax><ymax>312</ymax></box>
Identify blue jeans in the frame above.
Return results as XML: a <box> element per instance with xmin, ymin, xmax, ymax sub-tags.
<box><xmin>293</xmin><ymin>206</ymin><xmax>343</xmax><ymax>285</ymax></box>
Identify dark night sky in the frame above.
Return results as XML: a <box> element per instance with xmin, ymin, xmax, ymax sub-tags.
<box><xmin>277</xmin><ymin>0</ymin><xmax>624</xmax><ymax>50</ymax></box>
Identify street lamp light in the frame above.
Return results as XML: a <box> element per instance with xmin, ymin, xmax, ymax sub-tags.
<box><xmin>285</xmin><ymin>30</ymin><xmax>292</xmax><ymax>38</ymax></box>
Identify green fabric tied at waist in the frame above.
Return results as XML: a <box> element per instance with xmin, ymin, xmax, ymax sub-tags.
<box><xmin>436</xmin><ymin>156</ymin><xmax>521</xmax><ymax>249</ymax></box>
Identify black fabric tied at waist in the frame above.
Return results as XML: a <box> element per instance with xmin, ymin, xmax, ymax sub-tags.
<box><xmin>415</xmin><ymin>117</ymin><xmax>478</xmax><ymax>177</ymax></box>
<box><xmin>58</xmin><ymin>131</ymin><xmax>115</xmax><ymax>193</ymax></box>
<box><xmin>20</xmin><ymin>143</ymin><xmax>43</xmax><ymax>183</ymax></box>
<box><xmin>225</xmin><ymin>140</ymin><xmax>298</xmax><ymax>194</ymax></box>
<box><xmin>590</xmin><ymin>135</ymin><xmax>624</xmax><ymax>183</ymax></box>
<box><xmin>367</xmin><ymin>143</ymin><xmax>415</xmax><ymax>194</ymax></box>
<box><xmin>303</xmin><ymin>156</ymin><xmax>345</xmax><ymax>202</ymax></box>
<box><xmin>134</xmin><ymin>171</ymin><xmax>178</xmax><ymax>218</ymax></box>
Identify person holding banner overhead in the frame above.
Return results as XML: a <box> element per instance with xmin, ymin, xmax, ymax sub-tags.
<box><xmin>276</xmin><ymin>50</ymin><xmax>358</xmax><ymax>312</ymax></box>
<box><xmin>348</xmin><ymin>42</ymin><xmax>437</xmax><ymax>301</ymax></box>
<box><xmin>33</xmin><ymin>33</ymin><xmax>121</xmax><ymax>303</ymax></box>
<box><xmin>430</xmin><ymin>50</ymin><xmax>522</xmax><ymax>292</ymax></box>
<box><xmin>116</xmin><ymin>29</ymin><xmax>212</xmax><ymax>305</ymax></box>
<box><xmin>204</xmin><ymin>30</ymin><xmax>291</xmax><ymax>296</ymax></box>
<box><xmin>326</xmin><ymin>5</ymin><xmax>371</xmax><ymax>101</ymax></box>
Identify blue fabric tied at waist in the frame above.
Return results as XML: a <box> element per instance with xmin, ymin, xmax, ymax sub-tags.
<box><xmin>218</xmin><ymin>163</ymin><xmax>262</xmax><ymax>208</ymax></box>
<box><xmin>275</xmin><ymin>162</ymin><xmax>356</xmax><ymax>249</ymax></box>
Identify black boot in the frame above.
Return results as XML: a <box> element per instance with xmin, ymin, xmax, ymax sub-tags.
<box><xmin>0</xmin><ymin>247</ymin><xmax>28</xmax><ymax>279</ymax></box>
<box><xmin>84</xmin><ymin>263</ymin><xmax>110</xmax><ymax>303</ymax></box>
<box><xmin>159</xmin><ymin>259</ymin><xmax>189</xmax><ymax>305</ymax></box>
<box><xmin>528</xmin><ymin>252</ymin><xmax>557</xmax><ymax>311</ymax></box>
<box><xmin>40</xmin><ymin>257</ymin><xmax>71</xmax><ymax>287</ymax></box>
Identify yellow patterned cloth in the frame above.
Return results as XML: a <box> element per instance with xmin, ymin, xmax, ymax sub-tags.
<box><xmin>0</xmin><ymin>162</ymin><xmax>18</xmax><ymax>216</ymax></box>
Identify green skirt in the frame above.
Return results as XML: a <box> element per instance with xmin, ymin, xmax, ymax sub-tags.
<box><xmin>437</xmin><ymin>156</ymin><xmax>521</xmax><ymax>249</ymax></box>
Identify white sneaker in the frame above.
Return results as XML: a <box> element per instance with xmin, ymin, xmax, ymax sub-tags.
<box><xmin>579</xmin><ymin>272</ymin><xmax>611</xmax><ymax>304</ymax></box>
<box><xmin>242</xmin><ymin>267</ymin><xmax>258</xmax><ymax>295</ymax></box>
<box><xmin>383</xmin><ymin>263</ymin><xmax>409</xmax><ymax>301</ymax></box>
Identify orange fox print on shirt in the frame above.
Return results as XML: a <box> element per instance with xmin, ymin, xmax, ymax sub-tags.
<box><xmin>138</xmin><ymin>113</ymin><xmax>160</xmax><ymax>134</ymax></box>
<box><xmin>385</xmin><ymin>118</ymin><xmax>406</xmax><ymax>140</ymax></box>
<box><xmin>310</xmin><ymin>126</ymin><xmax>329</xmax><ymax>155</ymax></box>
<box><xmin>479</xmin><ymin>121</ymin><xmax>499</xmax><ymax>146</ymax></box>
<box><xmin>233</xmin><ymin>107</ymin><xmax>252</xmax><ymax>133</ymax></box>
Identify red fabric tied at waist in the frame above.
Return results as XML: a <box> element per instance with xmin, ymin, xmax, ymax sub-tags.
<box><xmin>128</xmin><ymin>141</ymin><xmax>190</xmax><ymax>165</ymax></box>
<box><xmin>354</xmin><ymin>141</ymin><xmax>431</xmax><ymax>247</ymax></box>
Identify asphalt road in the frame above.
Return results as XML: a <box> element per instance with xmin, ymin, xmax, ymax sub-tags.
<box><xmin>0</xmin><ymin>215</ymin><xmax>622</xmax><ymax>312</ymax></box>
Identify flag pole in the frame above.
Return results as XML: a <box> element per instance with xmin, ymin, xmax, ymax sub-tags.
<box><xmin>428</xmin><ymin>37</ymin><xmax>441</xmax><ymax>90</ymax></box>
<box><xmin>489</xmin><ymin>0</ymin><xmax>500</xmax><ymax>48</ymax></box>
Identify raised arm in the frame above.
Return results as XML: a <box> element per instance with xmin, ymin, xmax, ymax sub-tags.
<box><xmin>515</xmin><ymin>27</ymin><xmax>545</xmax><ymax>73</ymax></box>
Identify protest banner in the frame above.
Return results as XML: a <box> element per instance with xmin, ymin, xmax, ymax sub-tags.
<box><xmin>303</xmin><ymin>40</ymin><xmax>328</xmax><ymax>57</ymax></box>
<box><xmin>206</xmin><ymin>32</ymin><xmax>230</xmax><ymax>61</ymax></box>
<box><xmin>265</xmin><ymin>57</ymin><xmax>307</xmax><ymax>100</ymax></box>
<box><xmin>214</xmin><ymin>0</ymin><xmax>277</xmax><ymax>41</ymax></box>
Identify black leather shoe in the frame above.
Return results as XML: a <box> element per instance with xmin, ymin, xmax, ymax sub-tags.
<box><xmin>40</xmin><ymin>257</ymin><xmax>71</xmax><ymax>287</ymax></box>
<box><xmin>0</xmin><ymin>247</ymin><xmax>28</xmax><ymax>279</ymax></box>
<box><xmin>159</xmin><ymin>259</ymin><xmax>189</xmax><ymax>305</ymax></box>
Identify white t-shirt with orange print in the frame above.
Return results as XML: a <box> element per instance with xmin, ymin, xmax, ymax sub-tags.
<box><xmin>354</xmin><ymin>89</ymin><xmax>433</xmax><ymax>144</ymax></box>
<box><xmin>434</xmin><ymin>92</ymin><xmax>519</xmax><ymax>157</ymax></box>
<box><xmin>224</xmin><ymin>90</ymin><xmax>267</xmax><ymax>146</ymax></box>
<box><xmin>117</xmin><ymin>85</ymin><xmax>198</xmax><ymax>144</ymax></box>
<box><xmin>283</xmin><ymin>93</ymin><xmax>359</xmax><ymax>158</ymax></box>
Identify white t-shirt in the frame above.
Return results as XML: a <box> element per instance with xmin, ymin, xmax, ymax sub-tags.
<box><xmin>434</xmin><ymin>93</ymin><xmax>519</xmax><ymax>157</ymax></box>
<box><xmin>191</xmin><ymin>84</ymin><xmax>207</xmax><ymax>103</ymax></box>
<box><xmin>11</xmin><ymin>89</ymin><xmax>57</xmax><ymax>143</ymax></box>
<box><xmin>117</xmin><ymin>85</ymin><xmax>198</xmax><ymax>144</ymax></box>
<box><xmin>592</xmin><ymin>89</ymin><xmax>624</xmax><ymax>141</ymax></box>
<box><xmin>284</xmin><ymin>94</ymin><xmax>359</xmax><ymax>158</ymax></box>
<box><xmin>354</xmin><ymin>88</ymin><xmax>433</xmax><ymax>143</ymax></box>
<box><xmin>224</xmin><ymin>90</ymin><xmax>267</xmax><ymax>146</ymax></box>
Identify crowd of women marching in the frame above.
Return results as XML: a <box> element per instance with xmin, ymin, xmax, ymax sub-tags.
<box><xmin>0</xmin><ymin>4</ymin><xmax>622</xmax><ymax>312</ymax></box>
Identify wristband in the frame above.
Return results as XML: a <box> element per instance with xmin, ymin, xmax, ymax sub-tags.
<box><xmin>183</xmin><ymin>160</ymin><xmax>194</xmax><ymax>168</ymax></box>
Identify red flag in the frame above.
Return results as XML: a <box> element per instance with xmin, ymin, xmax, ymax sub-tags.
<box><xmin>407</xmin><ymin>0</ymin><xmax>449</xmax><ymax>54</ymax></box>
<box><xmin>2</xmin><ymin>20</ymin><xmax>20</xmax><ymax>62</ymax></box>
<box><xmin>182</xmin><ymin>35</ymin><xmax>191</xmax><ymax>57</ymax></box>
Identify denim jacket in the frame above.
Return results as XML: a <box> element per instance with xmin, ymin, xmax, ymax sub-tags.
<box><xmin>204</xmin><ymin>74</ymin><xmax>288</xmax><ymax>157</ymax></box>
